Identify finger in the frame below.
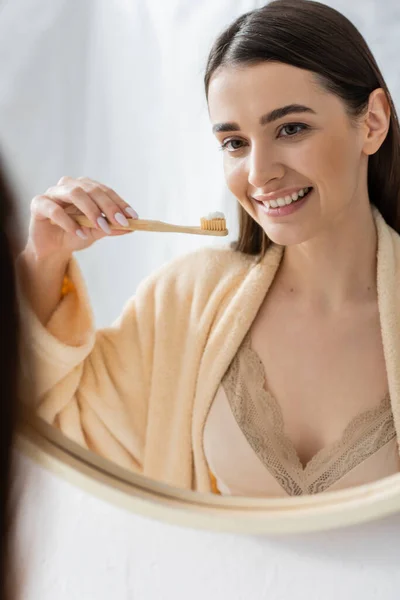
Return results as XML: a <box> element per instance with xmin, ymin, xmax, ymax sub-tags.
<box><xmin>57</xmin><ymin>175</ymin><xmax>73</xmax><ymax>186</ymax></box>
<box><xmin>99</xmin><ymin>184</ymin><xmax>138</xmax><ymax>219</ymax></box>
<box><xmin>45</xmin><ymin>185</ymin><xmax>110</xmax><ymax>233</ymax></box>
<box><xmin>79</xmin><ymin>184</ymin><xmax>132</xmax><ymax>230</ymax></box>
<box><xmin>32</xmin><ymin>195</ymin><xmax>90</xmax><ymax>240</ymax></box>
<box><xmin>77</xmin><ymin>177</ymin><xmax>139</xmax><ymax>220</ymax></box>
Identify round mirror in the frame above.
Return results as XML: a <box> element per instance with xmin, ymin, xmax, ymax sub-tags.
<box><xmin>16</xmin><ymin>412</ymin><xmax>400</xmax><ymax>535</ymax></box>
<box><xmin>4</xmin><ymin>0</ymin><xmax>400</xmax><ymax>536</ymax></box>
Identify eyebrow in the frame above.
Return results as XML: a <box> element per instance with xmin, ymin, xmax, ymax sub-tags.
<box><xmin>211</xmin><ymin>104</ymin><xmax>317</xmax><ymax>134</ymax></box>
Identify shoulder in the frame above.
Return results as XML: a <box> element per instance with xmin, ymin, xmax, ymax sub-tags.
<box><xmin>128</xmin><ymin>244</ymin><xmax>265</xmax><ymax>325</ymax></box>
<box><xmin>131</xmin><ymin>244</ymin><xmax>265</xmax><ymax>308</ymax></box>
<box><xmin>145</xmin><ymin>244</ymin><xmax>258</xmax><ymax>290</ymax></box>
<box><xmin>374</xmin><ymin>207</ymin><xmax>400</xmax><ymax>258</ymax></box>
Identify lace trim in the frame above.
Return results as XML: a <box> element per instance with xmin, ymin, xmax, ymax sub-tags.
<box><xmin>222</xmin><ymin>331</ymin><xmax>396</xmax><ymax>496</ymax></box>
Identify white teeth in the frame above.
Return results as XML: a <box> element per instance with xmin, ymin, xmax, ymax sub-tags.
<box><xmin>261</xmin><ymin>187</ymin><xmax>311</xmax><ymax>209</ymax></box>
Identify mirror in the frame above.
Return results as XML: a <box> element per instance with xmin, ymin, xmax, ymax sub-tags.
<box><xmin>3</xmin><ymin>0</ymin><xmax>400</xmax><ymax>534</ymax></box>
<box><xmin>16</xmin><ymin>411</ymin><xmax>400</xmax><ymax>535</ymax></box>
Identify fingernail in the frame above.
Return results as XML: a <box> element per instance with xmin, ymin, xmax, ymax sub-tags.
<box><xmin>97</xmin><ymin>216</ymin><xmax>111</xmax><ymax>234</ymax></box>
<box><xmin>115</xmin><ymin>212</ymin><xmax>129</xmax><ymax>227</ymax></box>
<box><xmin>126</xmin><ymin>207</ymin><xmax>139</xmax><ymax>219</ymax></box>
<box><xmin>76</xmin><ymin>229</ymin><xmax>88</xmax><ymax>240</ymax></box>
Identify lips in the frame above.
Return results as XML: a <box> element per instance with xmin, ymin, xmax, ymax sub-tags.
<box><xmin>254</xmin><ymin>187</ymin><xmax>312</xmax><ymax>208</ymax></box>
<box><xmin>253</xmin><ymin>186</ymin><xmax>313</xmax><ymax>204</ymax></box>
<box><xmin>255</xmin><ymin>186</ymin><xmax>314</xmax><ymax>217</ymax></box>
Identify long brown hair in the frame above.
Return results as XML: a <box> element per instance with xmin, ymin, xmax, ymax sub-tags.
<box><xmin>0</xmin><ymin>157</ymin><xmax>20</xmax><ymax>600</ymax></box>
<box><xmin>204</xmin><ymin>0</ymin><xmax>400</xmax><ymax>256</ymax></box>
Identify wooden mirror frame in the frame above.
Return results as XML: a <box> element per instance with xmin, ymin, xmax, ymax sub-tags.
<box><xmin>16</xmin><ymin>412</ymin><xmax>400</xmax><ymax>535</ymax></box>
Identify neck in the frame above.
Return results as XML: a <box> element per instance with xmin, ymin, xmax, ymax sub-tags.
<box><xmin>277</xmin><ymin>200</ymin><xmax>378</xmax><ymax>312</ymax></box>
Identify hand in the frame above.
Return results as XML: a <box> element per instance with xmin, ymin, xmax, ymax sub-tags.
<box><xmin>26</xmin><ymin>176</ymin><xmax>139</xmax><ymax>259</ymax></box>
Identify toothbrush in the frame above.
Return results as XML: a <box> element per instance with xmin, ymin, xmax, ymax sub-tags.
<box><xmin>69</xmin><ymin>211</ymin><xmax>229</xmax><ymax>237</ymax></box>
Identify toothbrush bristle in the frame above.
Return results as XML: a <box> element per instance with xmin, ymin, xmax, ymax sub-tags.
<box><xmin>200</xmin><ymin>212</ymin><xmax>227</xmax><ymax>231</ymax></box>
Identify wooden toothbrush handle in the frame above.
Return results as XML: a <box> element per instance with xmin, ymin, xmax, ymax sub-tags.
<box><xmin>73</xmin><ymin>215</ymin><xmax>228</xmax><ymax>236</ymax></box>
<box><xmin>70</xmin><ymin>215</ymin><xmax>175</xmax><ymax>231</ymax></box>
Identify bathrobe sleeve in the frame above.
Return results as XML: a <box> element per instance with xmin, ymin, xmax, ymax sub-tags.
<box><xmin>18</xmin><ymin>256</ymin><xmax>158</xmax><ymax>472</ymax></box>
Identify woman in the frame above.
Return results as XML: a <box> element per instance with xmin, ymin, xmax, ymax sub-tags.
<box><xmin>17</xmin><ymin>0</ymin><xmax>400</xmax><ymax>497</ymax></box>
<box><xmin>0</xmin><ymin>157</ymin><xmax>22</xmax><ymax>599</ymax></box>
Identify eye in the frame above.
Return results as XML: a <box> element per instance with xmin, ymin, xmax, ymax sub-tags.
<box><xmin>278</xmin><ymin>123</ymin><xmax>310</xmax><ymax>137</ymax></box>
<box><xmin>218</xmin><ymin>123</ymin><xmax>310</xmax><ymax>154</ymax></box>
<box><xmin>218</xmin><ymin>138</ymin><xmax>246</xmax><ymax>153</ymax></box>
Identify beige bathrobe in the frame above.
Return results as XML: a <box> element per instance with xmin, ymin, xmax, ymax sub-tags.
<box><xmin>19</xmin><ymin>207</ymin><xmax>400</xmax><ymax>492</ymax></box>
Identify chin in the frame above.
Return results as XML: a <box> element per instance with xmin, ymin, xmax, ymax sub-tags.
<box><xmin>260</xmin><ymin>221</ymin><xmax>316</xmax><ymax>247</ymax></box>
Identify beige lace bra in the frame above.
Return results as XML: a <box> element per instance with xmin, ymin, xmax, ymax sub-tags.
<box><xmin>204</xmin><ymin>331</ymin><xmax>400</xmax><ymax>497</ymax></box>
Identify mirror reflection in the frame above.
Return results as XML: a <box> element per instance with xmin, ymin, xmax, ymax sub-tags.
<box><xmin>11</xmin><ymin>0</ymin><xmax>400</xmax><ymax>499</ymax></box>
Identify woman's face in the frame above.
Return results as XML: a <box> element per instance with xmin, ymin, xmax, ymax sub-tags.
<box><xmin>207</xmin><ymin>62</ymin><xmax>370</xmax><ymax>246</ymax></box>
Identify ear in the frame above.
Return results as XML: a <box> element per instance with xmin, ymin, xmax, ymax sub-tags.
<box><xmin>362</xmin><ymin>88</ymin><xmax>391</xmax><ymax>156</ymax></box>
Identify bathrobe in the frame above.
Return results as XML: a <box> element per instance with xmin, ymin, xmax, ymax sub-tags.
<box><xmin>19</xmin><ymin>207</ymin><xmax>400</xmax><ymax>492</ymax></box>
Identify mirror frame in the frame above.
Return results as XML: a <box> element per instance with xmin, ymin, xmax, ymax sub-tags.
<box><xmin>16</xmin><ymin>412</ymin><xmax>400</xmax><ymax>535</ymax></box>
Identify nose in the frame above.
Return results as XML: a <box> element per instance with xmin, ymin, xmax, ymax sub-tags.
<box><xmin>247</xmin><ymin>144</ymin><xmax>285</xmax><ymax>189</ymax></box>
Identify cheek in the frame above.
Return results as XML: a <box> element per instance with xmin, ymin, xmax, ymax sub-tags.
<box><xmin>310</xmin><ymin>132</ymin><xmax>356</xmax><ymax>186</ymax></box>
<box><xmin>224</xmin><ymin>161</ymin><xmax>258</xmax><ymax>219</ymax></box>
<box><xmin>224</xmin><ymin>159</ymin><xmax>247</xmax><ymax>197</ymax></box>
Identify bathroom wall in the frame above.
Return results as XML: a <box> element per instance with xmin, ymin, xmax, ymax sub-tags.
<box><xmin>18</xmin><ymin>456</ymin><xmax>400</xmax><ymax>599</ymax></box>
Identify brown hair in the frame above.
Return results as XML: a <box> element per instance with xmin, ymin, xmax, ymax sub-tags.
<box><xmin>204</xmin><ymin>0</ymin><xmax>400</xmax><ymax>257</ymax></box>
<box><xmin>0</xmin><ymin>157</ymin><xmax>20</xmax><ymax>600</ymax></box>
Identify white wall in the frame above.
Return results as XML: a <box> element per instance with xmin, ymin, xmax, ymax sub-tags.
<box><xmin>2</xmin><ymin>0</ymin><xmax>400</xmax><ymax>598</ymax></box>
<box><xmin>18</xmin><ymin>456</ymin><xmax>400</xmax><ymax>600</ymax></box>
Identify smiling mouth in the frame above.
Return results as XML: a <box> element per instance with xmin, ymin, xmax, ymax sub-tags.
<box><xmin>254</xmin><ymin>186</ymin><xmax>313</xmax><ymax>209</ymax></box>
<box><xmin>253</xmin><ymin>186</ymin><xmax>314</xmax><ymax>218</ymax></box>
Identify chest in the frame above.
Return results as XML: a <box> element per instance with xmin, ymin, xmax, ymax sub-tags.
<box><xmin>250</xmin><ymin>294</ymin><xmax>388</xmax><ymax>465</ymax></box>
